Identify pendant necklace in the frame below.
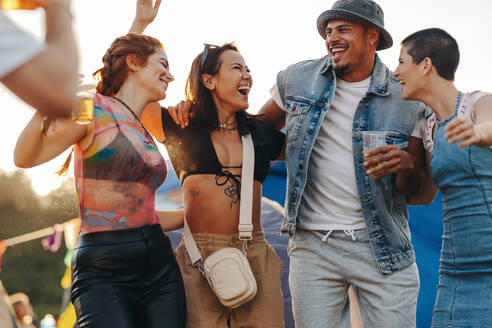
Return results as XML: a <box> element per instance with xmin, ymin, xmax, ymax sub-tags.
<box><xmin>111</xmin><ymin>96</ymin><xmax>157</xmax><ymax>147</ymax></box>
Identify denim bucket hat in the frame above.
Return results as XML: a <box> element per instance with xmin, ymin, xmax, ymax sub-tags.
<box><xmin>317</xmin><ymin>0</ymin><xmax>393</xmax><ymax>50</ymax></box>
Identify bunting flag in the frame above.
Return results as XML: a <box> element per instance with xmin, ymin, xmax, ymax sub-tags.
<box><xmin>41</xmin><ymin>224</ymin><xmax>63</xmax><ymax>252</ymax></box>
<box><xmin>56</xmin><ymin>302</ymin><xmax>76</xmax><ymax>328</ymax></box>
<box><xmin>60</xmin><ymin>266</ymin><xmax>71</xmax><ymax>290</ymax></box>
<box><xmin>58</xmin><ymin>232</ymin><xmax>78</xmax><ymax>328</ymax></box>
<box><xmin>1</xmin><ymin>220</ymin><xmax>81</xmax><ymax>327</ymax></box>
<box><xmin>0</xmin><ymin>218</ymin><xmax>80</xmax><ymax>271</ymax></box>
<box><xmin>64</xmin><ymin>248</ymin><xmax>74</xmax><ymax>267</ymax></box>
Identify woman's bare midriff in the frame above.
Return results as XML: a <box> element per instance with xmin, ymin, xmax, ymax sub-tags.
<box><xmin>182</xmin><ymin>174</ymin><xmax>263</xmax><ymax>234</ymax></box>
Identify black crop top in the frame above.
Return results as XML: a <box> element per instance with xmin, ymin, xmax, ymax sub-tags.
<box><xmin>160</xmin><ymin>107</ymin><xmax>285</xmax><ymax>185</ymax></box>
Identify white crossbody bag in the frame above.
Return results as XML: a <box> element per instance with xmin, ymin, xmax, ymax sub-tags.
<box><xmin>183</xmin><ymin>134</ymin><xmax>257</xmax><ymax>309</ymax></box>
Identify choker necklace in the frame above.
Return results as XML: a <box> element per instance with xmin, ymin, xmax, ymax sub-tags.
<box><xmin>217</xmin><ymin>121</ymin><xmax>238</xmax><ymax>133</ymax></box>
<box><xmin>219</xmin><ymin>126</ymin><xmax>238</xmax><ymax>132</ymax></box>
<box><xmin>218</xmin><ymin>121</ymin><xmax>238</xmax><ymax>134</ymax></box>
<box><xmin>218</xmin><ymin>121</ymin><xmax>237</xmax><ymax>129</ymax></box>
<box><xmin>111</xmin><ymin>96</ymin><xmax>156</xmax><ymax>147</ymax></box>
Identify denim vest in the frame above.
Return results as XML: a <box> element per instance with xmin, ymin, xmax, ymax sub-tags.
<box><xmin>277</xmin><ymin>55</ymin><xmax>421</xmax><ymax>275</ymax></box>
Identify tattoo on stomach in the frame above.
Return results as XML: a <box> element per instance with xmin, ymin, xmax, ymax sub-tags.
<box><xmin>224</xmin><ymin>180</ymin><xmax>239</xmax><ymax>209</ymax></box>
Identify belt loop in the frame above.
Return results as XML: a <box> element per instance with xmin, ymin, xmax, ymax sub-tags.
<box><xmin>142</xmin><ymin>225</ymin><xmax>151</xmax><ymax>240</ymax></box>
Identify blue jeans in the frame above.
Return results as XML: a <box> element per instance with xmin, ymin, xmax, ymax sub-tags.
<box><xmin>288</xmin><ymin>229</ymin><xmax>419</xmax><ymax>328</ymax></box>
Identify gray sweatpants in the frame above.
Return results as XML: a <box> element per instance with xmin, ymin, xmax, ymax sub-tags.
<box><xmin>288</xmin><ymin>228</ymin><xmax>419</xmax><ymax>328</ymax></box>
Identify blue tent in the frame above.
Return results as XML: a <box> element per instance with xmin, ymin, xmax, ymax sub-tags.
<box><xmin>156</xmin><ymin>161</ymin><xmax>443</xmax><ymax>328</ymax></box>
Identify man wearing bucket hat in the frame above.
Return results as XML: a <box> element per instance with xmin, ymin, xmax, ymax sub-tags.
<box><xmin>256</xmin><ymin>0</ymin><xmax>432</xmax><ymax>327</ymax></box>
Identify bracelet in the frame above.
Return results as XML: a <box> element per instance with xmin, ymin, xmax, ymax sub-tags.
<box><xmin>44</xmin><ymin>2</ymin><xmax>73</xmax><ymax>20</ymax></box>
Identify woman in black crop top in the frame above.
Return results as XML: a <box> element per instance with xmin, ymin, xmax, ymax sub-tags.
<box><xmin>142</xmin><ymin>43</ymin><xmax>286</xmax><ymax>326</ymax></box>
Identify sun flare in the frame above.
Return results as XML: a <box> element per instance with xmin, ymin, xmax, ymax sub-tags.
<box><xmin>28</xmin><ymin>170</ymin><xmax>63</xmax><ymax>196</ymax></box>
<box><xmin>26</xmin><ymin>163</ymin><xmax>69</xmax><ymax>196</ymax></box>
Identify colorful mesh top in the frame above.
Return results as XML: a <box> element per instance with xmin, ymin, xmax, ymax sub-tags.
<box><xmin>74</xmin><ymin>94</ymin><xmax>167</xmax><ymax>234</ymax></box>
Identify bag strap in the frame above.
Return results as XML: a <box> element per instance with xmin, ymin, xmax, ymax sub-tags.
<box><xmin>238</xmin><ymin>134</ymin><xmax>254</xmax><ymax>240</ymax></box>
<box><xmin>183</xmin><ymin>219</ymin><xmax>202</xmax><ymax>266</ymax></box>
<box><xmin>183</xmin><ymin>134</ymin><xmax>255</xmax><ymax>267</ymax></box>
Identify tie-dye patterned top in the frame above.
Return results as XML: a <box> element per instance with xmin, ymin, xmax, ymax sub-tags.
<box><xmin>74</xmin><ymin>94</ymin><xmax>167</xmax><ymax>234</ymax></box>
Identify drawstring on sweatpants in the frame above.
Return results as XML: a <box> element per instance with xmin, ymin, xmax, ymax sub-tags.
<box><xmin>321</xmin><ymin>229</ymin><xmax>357</xmax><ymax>243</ymax></box>
<box><xmin>321</xmin><ymin>230</ymin><xmax>334</xmax><ymax>242</ymax></box>
<box><xmin>344</xmin><ymin>230</ymin><xmax>356</xmax><ymax>241</ymax></box>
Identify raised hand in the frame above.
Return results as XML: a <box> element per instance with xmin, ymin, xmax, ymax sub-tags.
<box><xmin>129</xmin><ymin>0</ymin><xmax>162</xmax><ymax>34</ymax></box>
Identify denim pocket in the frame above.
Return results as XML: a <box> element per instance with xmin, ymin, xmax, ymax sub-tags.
<box><xmin>285</xmin><ymin>98</ymin><xmax>311</xmax><ymax>116</ymax></box>
<box><xmin>285</xmin><ymin>98</ymin><xmax>312</xmax><ymax>143</ymax></box>
<box><xmin>384</xmin><ymin>130</ymin><xmax>409</xmax><ymax>150</ymax></box>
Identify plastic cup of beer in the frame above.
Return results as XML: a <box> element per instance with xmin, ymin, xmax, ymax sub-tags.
<box><xmin>362</xmin><ymin>131</ymin><xmax>387</xmax><ymax>169</ymax></box>
<box><xmin>73</xmin><ymin>82</ymin><xmax>96</xmax><ymax>125</ymax></box>
<box><xmin>0</xmin><ymin>0</ymin><xmax>41</xmax><ymax>10</ymax></box>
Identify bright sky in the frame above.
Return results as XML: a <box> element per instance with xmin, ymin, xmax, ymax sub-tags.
<box><xmin>1</xmin><ymin>0</ymin><xmax>491</xmax><ymax>195</ymax></box>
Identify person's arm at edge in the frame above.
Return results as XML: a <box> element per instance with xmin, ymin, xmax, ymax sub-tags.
<box><xmin>395</xmin><ymin>137</ymin><xmax>438</xmax><ymax>205</ymax></box>
<box><xmin>1</xmin><ymin>0</ymin><xmax>78</xmax><ymax>118</ymax></box>
<box><xmin>157</xmin><ymin>209</ymin><xmax>184</xmax><ymax>232</ymax></box>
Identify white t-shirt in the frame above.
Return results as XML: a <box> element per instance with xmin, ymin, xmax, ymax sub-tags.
<box><xmin>272</xmin><ymin>78</ymin><xmax>421</xmax><ymax>231</ymax></box>
<box><xmin>0</xmin><ymin>12</ymin><xmax>44</xmax><ymax>78</ymax></box>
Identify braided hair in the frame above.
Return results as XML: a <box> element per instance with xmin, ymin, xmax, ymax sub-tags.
<box><xmin>94</xmin><ymin>33</ymin><xmax>163</xmax><ymax>96</ymax></box>
<box><xmin>56</xmin><ymin>34</ymin><xmax>163</xmax><ymax>176</ymax></box>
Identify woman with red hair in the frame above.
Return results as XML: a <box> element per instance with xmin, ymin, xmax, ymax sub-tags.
<box><xmin>14</xmin><ymin>33</ymin><xmax>186</xmax><ymax>327</ymax></box>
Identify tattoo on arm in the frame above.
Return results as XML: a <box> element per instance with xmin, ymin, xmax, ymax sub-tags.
<box><xmin>188</xmin><ymin>190</ymin><xmax>200</xmax><ymax>197</ymax></box>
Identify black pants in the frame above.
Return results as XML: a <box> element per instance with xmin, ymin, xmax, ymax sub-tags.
<box><xmin>71</xmin><ymin>225</ymin><xmax>186</xmax><ymax>328</ymax></box>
